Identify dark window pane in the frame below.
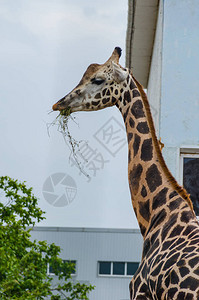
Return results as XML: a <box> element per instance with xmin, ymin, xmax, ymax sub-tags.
<box><xmin>49</xmin><ymin>260</ymin><xmax>76</xmax><ymax>275</ymax></box>
<box><xmin>99</xmin><ymin>262</ymin><xmax>111</xmax><ymax>275</ymax></box>
<box><xmin>64</xmin><ymin>260</ymin><xmax>76</xmax><ymax>274</ymax></box>
<box><xmin>49</xmin><ymin>264</ymin><xmax>54</xmax><ymax>274</ymax></box>
<box><xmin>49</xmin><ymin>263</ymin><xmax>61</xmax><ymax>274</ymax></box>
<box><xmin>127</xmin><ymin>262</ymin><xmax>139</xmax><ymax>275</ymax></box>
<box><xmin>113</xmin><ymin>262</ymin><xmax>125</xmax><ymax>275</ymax></box>
<box><xmin>183</xmin><ymin>157</ymin><xmax>199</xmax><ymax>215</ymax></box>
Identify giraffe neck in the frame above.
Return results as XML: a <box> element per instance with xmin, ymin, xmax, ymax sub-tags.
<box><xmin>116</xmin><ymin>72</ymin><xmax>193</xmax><ymax>237</ymax></box>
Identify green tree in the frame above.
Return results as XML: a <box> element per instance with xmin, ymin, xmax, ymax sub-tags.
<box><xmin>0</xmin><ymin>176</ymin><xmax>94</xmax><ymax>299</ymax></box>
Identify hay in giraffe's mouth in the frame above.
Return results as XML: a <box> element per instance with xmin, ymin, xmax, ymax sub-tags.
<box><xmin>55</xmin><ymin>108</ymin><xmax>80</xmax><ymax>167</ymax></box>
<box><xmin>59</xmin><ymin>108</ymin><xmax>71</xmax><ymax>117</ymax></box>
<box><xmin>48</xmin><ymin>107</ymin><xmax>89</xmax><ymax>179</ymax></box>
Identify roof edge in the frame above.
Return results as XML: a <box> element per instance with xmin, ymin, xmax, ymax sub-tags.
<box><xmin>126</xmin><ymin>0</ymin><xmax>159</xmax><ymax>88</ymax></box>
<box><xmin>30</xmin><ymin>226</ymin><xmax>141</xmax><ymax>234</ymax></box>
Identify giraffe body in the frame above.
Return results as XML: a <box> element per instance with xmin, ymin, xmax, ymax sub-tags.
<box><xmin>53</xmin><ymin>48</ymin><xmax>199</xmax><ymax>299</ymax></box>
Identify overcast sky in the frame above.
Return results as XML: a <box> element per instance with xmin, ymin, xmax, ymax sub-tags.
<box><xmin>0</xmin><ymin>0</ymin><xmax>139</xmax><ymax>229</ymax></box>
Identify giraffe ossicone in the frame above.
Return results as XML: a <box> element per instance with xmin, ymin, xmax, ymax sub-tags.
<box><xmin>53</xmin><ymin>47</ymin><xmax>199</xmax><ymax>299</ymax></box>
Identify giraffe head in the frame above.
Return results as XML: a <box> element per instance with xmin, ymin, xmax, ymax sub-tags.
<box><xmin>52</xmin><ymin>47</ymin><xmax>128</xmax><ymax>113</ymax></box>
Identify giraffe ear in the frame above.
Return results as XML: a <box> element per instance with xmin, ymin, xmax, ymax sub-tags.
<box><xmin>112</xmin><ymin>62</ymin><xmax>128</xmax><ymax>83</ymax></box>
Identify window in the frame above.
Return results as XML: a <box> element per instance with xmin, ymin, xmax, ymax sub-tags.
<box><xmin>180</xmin><ymin>149</ymin><xmax>199</xmax><ymax>215</ymax></box>
<box><xmin>127</xmin><ymin>262</ymin><xmax>139</xmax><ymax>276</ymax></box>
<box><xmin>98</xmin><ymin>261</ymin><xmax>139</xmax><ymax>277</ymax></box>
<box><xmin>99</xmin><ymin>261</ymin><xmax>111</xmax><ymax>275</ymax></box>
<box><xmin>113</xmin><ymin>262</ymin><xmax>125</xmax><ymax>275</ymax></box>
<box><xmin>47</xmin><ymin>260</ymin><xmax>76</xmax><ymax>276</ymax></box>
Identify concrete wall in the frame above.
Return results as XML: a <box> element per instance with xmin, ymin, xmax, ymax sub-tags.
<box><xmin>31</xmin><ymin>227</ymin><xmax>143</xmax><ymax>300</ymax></box>
<box><xmin>161</xmin><ymin>0</ymin><xmax>199</xmax><ymax>179</ymax></box>
<box><xmin>148</xmin><ymin>0</ymin><xmax>199</xmax><ymax>180</ymax></box>
<box><xmin>147</xmin><ymin>0</ymin><xmax>163</xmax><ymax>137</ymax></box>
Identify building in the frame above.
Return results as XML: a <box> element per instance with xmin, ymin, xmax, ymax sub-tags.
<box><xmin>31</xmin><ymin>227</ymin><xmax>143</xmax><ymax>300</ymax></box>
<box><xmin>126</xmin><ymin>0</ymin><xmax>199</xmax><ymax>215</ymax></box>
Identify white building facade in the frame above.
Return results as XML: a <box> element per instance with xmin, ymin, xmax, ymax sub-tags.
<box><xmin>127</xmin><ymin>0</ymin><xmax>199</xmax><ymax>215</ymax></box>
<box><xmin>31</xmin><ymin>227</ymin><xmax>142</xmax><ymax>300</ymax></box>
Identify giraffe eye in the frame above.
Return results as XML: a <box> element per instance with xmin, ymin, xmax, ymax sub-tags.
<box><xmin>91</xmin><ymin>78</ymin><xmax>105</xmax><ymax>85</ymax></box>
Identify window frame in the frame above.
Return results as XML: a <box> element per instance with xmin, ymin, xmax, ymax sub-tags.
<box><xmin>179</xmin><ymin>148</ymin><xmax>199</xmax><ymax>216</ymax></box>
<box><xmin>98</xmin><ymin>261</ymin><xmax>139</xmax><ymax>278</ymax></box>
<box><xmin>47</xmin><ymin>260</ymin><xmax>77</xmax><ymax>276</ymax></box>
<box><xmin>179</xmin><ymin>152</ymin><xmax>199</xmax><ymax>185</ymax></box>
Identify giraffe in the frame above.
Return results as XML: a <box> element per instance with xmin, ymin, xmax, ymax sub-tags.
<box><xmin>52</xmin><ymin>47</ymin><xmax>199</xmax><ymax>299</ymax></box>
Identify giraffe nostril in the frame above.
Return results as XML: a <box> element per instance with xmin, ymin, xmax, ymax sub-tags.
<box><xmin>75</xmin><ymin>89</ymin><xmax>81</xmax><ymax>95</ymax></box>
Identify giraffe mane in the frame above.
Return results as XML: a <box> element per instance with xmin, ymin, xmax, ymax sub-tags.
<box><xmin>133</xmin><ymin>77</ymin><xmax>194</xmax><ymax>212</ymax></box>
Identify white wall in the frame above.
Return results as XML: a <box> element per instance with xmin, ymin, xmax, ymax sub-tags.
<box><xmin>148</xmin><ymin>0</ymin><xmax>199</xmax><ymax>179</ymax></box>
<box><xmin>161</xmin><ymin>0</ymin><xmax>199</xmax><ymax>178</ymax></box>
<box><xmin>31</xmin><ymin>227</ymin><xmax>143</xmax><ymax>300</ymax></box>
<box><xmin>147</xmin><ymin>0</ymin><xmax>163</xmax><ymax>137</ymax></box>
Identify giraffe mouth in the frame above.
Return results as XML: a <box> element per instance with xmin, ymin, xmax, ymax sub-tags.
<box><xmin>52</xmin><ymin>88</ymin><xmax>91</xmax><ymax>113</ymax></box>
<box><xmin>52</xmin><ymin>97</ymin><xmax>85</xmax><ymax>113</ymax></box>
<box><xmin>52</xmin><ymin>93</ymin><xmax>76</xmax><ymax>112</ymax></box>
<box><xmin>52</xmin><ymin>102</ymin><xmax>64</xmax><ymax>111</ymax></box>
